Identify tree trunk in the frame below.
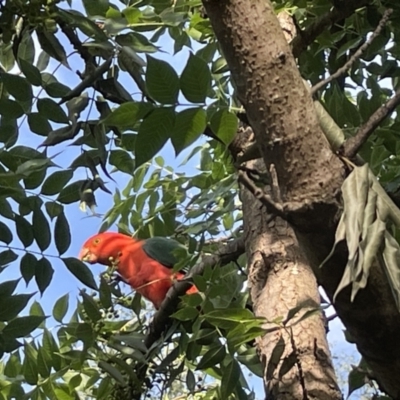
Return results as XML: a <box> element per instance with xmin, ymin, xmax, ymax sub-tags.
<box><xmin>240</xmin><ymin>157</ymin><xmax>341</xmax><ymax>399</ymax></box>
<box><xmin>203</xmin><ymin>0</ymin><xmax>400</xmax><ymax>398</ymax></box>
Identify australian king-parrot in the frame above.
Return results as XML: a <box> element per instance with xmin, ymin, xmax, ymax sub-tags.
<box><xmin>78</xmin><ymin>232</ymin><xmax>197</xmax><ymax>309</ymax></box>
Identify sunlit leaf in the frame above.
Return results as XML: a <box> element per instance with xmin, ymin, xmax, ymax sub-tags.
<box><xmin>171</xmin><ymin>108</ymin><xmax>206</xmax><ymax>155</ymax></box>
<box><xmin>210</xmin><ymin>109</ymin><xmax>238</xmax><ymax>145</ymax></box>
<box><xmin>180</xmin><ymin>53</ymin><xmax>211</xmax><ymax>103</ymax></box>
<box><xmin>53</xmin><ymin>293</ymin><xmax>69</xmax><ymax>323</ymax></box>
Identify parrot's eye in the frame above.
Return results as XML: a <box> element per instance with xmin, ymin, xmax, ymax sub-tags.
<box><xmin>93</xmin><ymin>238</ymin><xmax>100</xmax><ymax>245</ymax></box>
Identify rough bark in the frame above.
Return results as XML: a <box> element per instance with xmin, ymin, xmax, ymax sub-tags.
<box><xmin>241</xmin><ymin>158</ymin><xmax>341</xmax><ymax>399</ymax></box>
<box><xmin>203</xmin><ymin>0</ymin><xmax>400</xmax><ymax>398</ymax></box>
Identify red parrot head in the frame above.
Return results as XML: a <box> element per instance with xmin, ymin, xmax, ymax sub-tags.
<box><xmin>78</xmin><ymin>232</ymin><xmax>135</xmax><ymax>265</ymax></box>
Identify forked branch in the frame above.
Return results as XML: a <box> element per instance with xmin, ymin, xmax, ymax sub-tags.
<box><xmin>343</xmin><ymin>88</ymin><xmax>400</xmax><ymax>158</ymax></box>
<box><xmin>311</xmin><ymin>9</ymin><xmax>393</xmax><ymax>96</ymax></box>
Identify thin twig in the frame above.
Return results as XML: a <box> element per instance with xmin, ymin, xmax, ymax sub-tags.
<box><xmin>238</xmin><ymin>170</ymin><xmax>285</xmax><ymax>218</ymax></box>
<box><xmin>311</xmin><ymin>9</ymin><xmax>393</xmax><ymax>96</ymax></box>
<box><xmin>291</xmin><ymin>0</ymin><xmax>370</xmax><ymax>58</ymax></box>
<box><xmin>343</xmin><ymin>88</ymin><xmax>400</xmax><ymax>158</ymax></box>
<box><xmin>326</xmin><ymin>313</ymin><xmax>338</xmax><ymax>322</ymax></box>
<box><xmin>56</xmin><ymin>16</ymin><xmax>96</xmax><ymax>67</ymax></box>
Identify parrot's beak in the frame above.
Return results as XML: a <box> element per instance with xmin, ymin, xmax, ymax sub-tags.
<box><xmin>78</xmin><ymin>247</ymin><xmax>96</xmax><ymax>263</ymax></box>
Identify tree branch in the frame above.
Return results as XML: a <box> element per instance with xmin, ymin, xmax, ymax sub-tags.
<box><xmin>343</xmin><ymin>88</ymin><xmax>400</xmax><ymax>158</ymax></box>
<box><xmin>291</xmin><ymin>0</ymin><xmax>370</xmax><ymax>58</ymax></box>
<box><xmin>311</xmin><ymin>9</ymin><xmax>393</xmax><ymax>96</ymax></box>
<box><xmin>144</xmin><ymin>236</ymin><xmax>245</xmax><ymax>348</ymax></box>
<box><xmin>237</xmin><ymin>170</ymin><xmax>286</xmax><ymax>217</ymax></box>
<box><xmin>56</xmin><ymin>15</ymin><xmax>96</xmax><ymax>67</ymax></box>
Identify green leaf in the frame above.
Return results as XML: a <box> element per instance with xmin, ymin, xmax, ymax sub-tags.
<box><xmin>171</xmin><ymin>307</ymin><xmax>199</xmax><ymax>321</ymax></box>
<box><xmin>186</xmin><ymin>369</ymin><xmax>196</xmax><ymax>392</ymax></box>
<box><xmin>27</xmin><ymin>111</ymin><xmax>52</xmax><ymax>136</ymax></box>
<box><xmin>14</xmin><ymin>214</ymin><xmax>34</xmax><ymax>247</ymax></box>
<box><xmin>57</xmin><ymin>180</ymin><xmax>86</xmax><ymax>204</ymax></box>
<box><xmin>37</xmin><ymin>51</ymin><xmax>50</xmax><ymax>71</ymax></box>
<box><xmin>30</xmin><ymin>301</ymin><xmax>46</xmax><ymax>328</ymax></box>
<box><xmin>22</xmin><ymin>342</ymin><xmax>38</xmax><ymax>385</ymax></box>
<box><xmin>0</xmin><ymin>220</ymin><xmax>12</xmax><ymax>244</ymax></box>
<box><xmin>36</xmin><ymin>28</ymin><xmax>69</xmax><ymax>68</ymax></box>
<box><xmin>146</xmin><ymin>56</ymin><xmax>179</xmax><ymax>104</ymax></box>
<box><xmin>32</xmin><ymin>207</ymin><xmax>51</xmax><ymax>251</ymax></box>
<box><xmin>37</xmin><ymin>346</ymin><xmax>51</xmax><ymax>378</ymax></box>
<box><xmin>102</xmin><ymin>95</ymin><xmax>145</xmax><ymax>127</ymax></box>
<box><xmin>0</xmin><ymin>249</ymin><xmax>18</xmax><ymax>265</ymax></box>
<box><xmin>35</xmin><ymin>257</ymin><xmax>54</xmax><ymax>295</ymax></box>
<box><xmin>41</xmin><ymin>72</ymin><xmax>70</xmax><ymax>98</ymax></box>
<box><xmin>135</xmin><ymin>107</ymin><xmax>175</xmax><ymax>167</ymax></box>
<box><xmin>45</xmin><ymin>201</ymin><xmax>63</xmax><ymax>220</ymax></box>
<box><xmin>43</xmin><ymin>328</ymin><xmax>61</xmax><ymax>371</ymax></box>
<box><xmin>75</xmin><ymin>322</ymin><xmax>95</xmax><ymax>347</ymax></box>
<box><xmin>0</xmin><ymin>294</ymin><xmax>34</xmax><ymax>321</ymax></box>
<box><xmin>40</xmin><ymin>124</ymin><xmax>80</xmax><ymax>147</ymax></box>
<box><xmin>171</xmin><ymin>108</ymin><xmax>206</xmax><ymax>155</ymax></box>
<box><xmin>0</xmin><ymin>43</ymin><xmax>15</xmax><ymax>71</ymax></box>
<box><xmin>109</xmin><ymin>150</ymin><xmax>135</xmax><ymax>175</ymax></box>
<box><xmin>0</xmin><ymin>98</ymin><xmax>24</xmax><ymax>119</ymax></box>
<box><xmin>348</xmin><ymin>364</ymin><xmax>368</xmax><ymax>397</ymax></box>
<box><xmin>62</xmin><ymin>257</ymin><xmax>98</xmax><ymax>290</ymax></box>
<box><xmin>4</xmin><ymin>353</ymin><xmax>22</xmax><ymax>377</ymax></box>
<box><xmin>0</xmin><ymin>197</ymin><xmax>14</xmax><ymax>219</ymax></box>
<box><xmin>16</xmin><ymin>158</ymin><xmax>55</xmax><ymax>178</ymax></box>
<box><xmin>1</xmin><ymin>73</ymin><xmax>33</xmax><ymax>102</ymax></box>
<box><xmin>236</xmin><ymin>347</ymin><xmax>263</xmax><ymax>377</ymax></box>
<box><xmin>0</xmin><ymin>280</ymin><xmax>19</xmax><ymax>299</ymax></box>
<box><xmin>53</xmin><ymin>293</ymin><xmax>69</xmax><ymax>323</ymax></box>
<box><xmin>204</xmin><ymin>308</ymin><xmax>256</xmax><ymax>329</ymax></box>
<box><xmin>3</xmin><ymin>316</ymin><xmax>46</xmax><ymax>338</ymax></box>
<box><xmin>37</xmin><ymin>98</ymin><xmax>69</xmax><ymax>124</ymax></box>
<box><xmin>53</xmin><ymin>387</ymin><xmax>74</xmax><ymax>400</ymax></box>
<box><xmin>82</xmin><ymin>0</ymin><xmax>109</xmax><ymax>17</ymax></box>
<box><xmin>210</xmin><ymin>109</ymin><xmax>238</xmax><ymax>145</ymax></box>
<box><xmin>41</xmin><ymin>170</ymin><xmax>74</xmax><ymax>195</ymax></box>
<box><xmin>19</xmin><ymin>58</ymin><xmax>42</xmax><ymax>86</ymax></box>
<box><xmin>180</xmin><ymin>53</ymin><xmax>211</xmax><ymax>103</ymax></box>
<box><xmin>220</xmin><ymin>358</ymin><xmax>241</xmax><ymax>399</ymax></box>
<box><xmin>17</xmin><ymin>30</ymin><xmax>35</xmax><ymax>64</ymax></box>
<box><xmin>196</xmin><ymin>345</ymin><xmax>226</xmax><ymax>370</ymax></box>
<box><xmin>0</xmin><ymin>117</ymin><xmax>18</xmax><ymax>147</ymax></box>
<box><xmin>54</xmin><ymin>212</ymin><xmax>71</xmax><ymax>255</ymax></box>
<box><xmin>116</xmin><ymin>32</ymin><xmax>158</xmax><ymax>53</ymax></box>
<box><xmin>81</xmin><ymin>291</ymin><xmax>102</xmax><ymax>322</ymax></box>
<box><xmin>99</xmin><ymin>276</ymin><xmax>112</xmax><ymax>309</ymax></box>
<box><xmin>98</xmin><ymin>361</ymin><xmax>126</xmax><ymax>386</ymax></box>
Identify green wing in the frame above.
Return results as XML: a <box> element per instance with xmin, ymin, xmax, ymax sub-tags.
<box><xmin>142</xmin><ymin>237</ymin><xmax>188</xmax><ymax>270</ymax></box>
